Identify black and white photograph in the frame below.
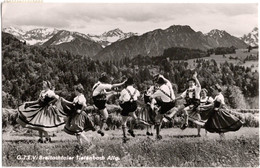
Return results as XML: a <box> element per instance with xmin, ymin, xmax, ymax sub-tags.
<box><xmin>1</xmin><ymin>0</ymin><xmax>259</xmax><ymax>167</ymax></box>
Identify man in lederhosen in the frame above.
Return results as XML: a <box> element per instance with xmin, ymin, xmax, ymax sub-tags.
<box><xmin>119</xmin><ymin>77</ymin><xmax>140</xmax><ymax>142</ymax></box>
<box><xmin>175</xmin><ymin>72</ymin><xmax>201</xmax><ymax>130</ymax></box>
<box><xmin>150</xmin><ymin>75</ymin><xmax>177</xmax><ymax>140</ymax></box>
<box><xmin>92</xmin><ymin>73</ymin><xmax>126</xmax><ymax>136</ymax></box>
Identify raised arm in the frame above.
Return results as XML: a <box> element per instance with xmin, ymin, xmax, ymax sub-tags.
<box><xmin>193</xmin><ymin>72</ymin><xmax>201</xmax><ymax>88</ymax></box>
<box><xmin>158</xmin><ymin>74</ymin><xmax>171</xmax><ymax>85</ymax></box>
<box><xmin>111</xmin><ymin>80</ymin><xmax>126</xmax><ymax>89</ymax></box>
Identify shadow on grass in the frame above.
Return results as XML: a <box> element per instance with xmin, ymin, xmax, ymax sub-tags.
<box><xmin>3</xmin><ymin>139</ymin><xmax>75</xmax><ymax>144</ymax></box>
<box><xmin>169</xmin><ymin>135</ymin><xmax>200</xmax><ymax>138</ymax></box>
<box><xmin>3</xmin><ymin>139</ymin><xmax>37</xmax><ymax>144</ymax></box>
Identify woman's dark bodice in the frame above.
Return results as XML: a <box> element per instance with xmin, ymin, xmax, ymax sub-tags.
<box><xmin>144</xmin><ymin>94</ymin><xmax>151</xmax><ymax>104</ymax></box>
<box><xmin>73</xmin><ymin>102</ymin><xmax>83</xmax><ymax>110</ymax></box>
<box><xmin>214</xmin><ymin>100</ymin><xmax>222</xmax><ymax>108</ymax></box>
<box><xmin>200</xmin><ymin>97</ymin><xmax>212</xmax><ymax>106</ymax></box>
<box><xmin>39</xmin><ymin>96</ymin><xmax>55</xmax><ymax>106</ymax></box>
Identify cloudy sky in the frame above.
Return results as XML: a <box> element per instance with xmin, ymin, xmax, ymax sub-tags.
<box><xmin>2</xmin><ymin>2</ymin><xmax>258</xmax><ymax>37</ymax></box>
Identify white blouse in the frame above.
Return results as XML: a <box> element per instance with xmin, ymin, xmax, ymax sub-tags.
<box><xmin>214</xmin><ymin>93</ymin><xmax>225</xmax><ymax>105</ymax></box>
<box><xmin>73</xmin><ymin>94</ymin><xmax>86</xmax><ymax>105</ymax></box>
<box><xmin>39</xmin><ymin>90</ymin><xmax>56</xmax><ymax>99</ymax></box>
<box><xmin>200</xmin><ymin>96</ymin><xmax>214</xmax><ymax>104</ymax></box>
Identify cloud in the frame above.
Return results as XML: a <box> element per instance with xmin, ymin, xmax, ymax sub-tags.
<box><xmin>2</xmin><ymin>3</ymin><xmax>258</xmax><ymax>36</ymax></box>
<box><xmin>208</xmin><ymin>3</ymin><xmax>258</xmax><ymax>16</ymax></box>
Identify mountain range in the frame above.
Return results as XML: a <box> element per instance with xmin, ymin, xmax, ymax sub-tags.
<box><xmin>42</xmin><ymin>30</ymin><xmax>103</xmax><ymax>57</ymax></box>
<box><xmin>3</xmin><ymin>27</ymin><xmax>137</xmax><ymax>57</ymax></box>
<box><xmin>3</xmin><ymin>25</ymin><xmax>256</xmax><ymax>61</ymax></box>
<box><xmin>95</xmin><ymin>25</ymin><xmax>248</xmax><ymax>61</ymax></box>
<box><xmin>88</xmin><ymin>28</ymin><xmax>138</xmax><ymax>47</ymax></box>
<box><xmin>2</xmin><ymin>27</ymin><xmax>137</xmax><ymax>47</ymax></box>
<box><xmin>240</xmin><ymin>27</ymin><xmax>258</xmax><ymax>47</ymax></box>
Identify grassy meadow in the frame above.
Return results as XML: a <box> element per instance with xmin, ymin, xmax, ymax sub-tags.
<box><xmin>2</xmin><ymin>127</ymin><xmax>259</xmax><ymax>167</ymax></box>
<box><xmin>185</xmin><ymin>48</ymin><xmax>258</xmax><ymax>71</ymax></box>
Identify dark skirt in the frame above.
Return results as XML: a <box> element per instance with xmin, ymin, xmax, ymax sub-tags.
<box><xmin>144</xmin><ymin>95</ymin><xmax>151</xmax><ymax>104</ymax></box>
<box><xmin>137</xmin><ymin>105</ymin><xmax>156</xmax><ymax>125</ymax></box>
<box><xmin>204</xmin><ymin>108</ymin><xmax>243</xmax><ymax>133</ymax></box>
<box><xmin>184</xmin><ymin>99</ymin><xmax>200</xmax><ymax>111</ymax></box>
<box><xmin>17</xmin><ymin>97</ymin><xmax>71</xmax><ymax>132</ymax></box>
<box><xmin>199</xmin><ymin>106</ymin><xmax>214</xmax><ymax>121</ymax></box>
<box><xmin>64</xmin><ymin>111</ymin><xmax>95</xmax><ymax>135</ymax></box>
<box><xmin>185</xmin><ymin>105</ymin><xmax>214</xmax><ymax>126</ymax></box>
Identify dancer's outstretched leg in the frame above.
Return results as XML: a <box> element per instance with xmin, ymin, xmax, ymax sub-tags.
<box><xmin>98</xmin><ymin>108</ymin><xmax>108</xmax><ymax>136</ymax></box>
<box><xmin>121</xmin><ymin>116</ymin><xmax>130</xmax><ymax>142</ymax></box>
<box><xmin>155</xmin><ymin>114</ymin><xmax>163</xmax><ymax>140</ymax></box>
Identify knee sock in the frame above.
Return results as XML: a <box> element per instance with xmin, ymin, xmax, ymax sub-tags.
<box><xmin>122</xmin><ymin>125</ymin><xmax>127</xmax><ymax>137</ymax></box>
<box><xmin>155</xmin><ymin>122</ymin><xmax>161</xmax><ymax>136</ymax></box>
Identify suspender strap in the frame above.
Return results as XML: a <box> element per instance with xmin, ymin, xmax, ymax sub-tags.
<box><xmin>92</xmin><ymin>83</ymin><xmax>101</xmax><ymax>92</ymax></box>
<box><xmin>159</xmin><ymin>85</ymin><xmax>173</xmax><ymax>101</ymax></box>
<box><xmin>186</xmin><ymin>88</ymin><xmax>195</xmax><ymax>99</ymax></box>
<box><xmin>126</xmin><ymin>88</ymin><xmax>137</xmax><ymax>101</ymax></box>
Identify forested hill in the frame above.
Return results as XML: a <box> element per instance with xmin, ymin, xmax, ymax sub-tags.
<box><xmin>2</xmin><ymin>32</ymin><xmax>259</xmax><ymax>109</ymax></box>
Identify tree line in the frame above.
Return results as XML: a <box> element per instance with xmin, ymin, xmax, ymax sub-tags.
<box><xmin>2</xmin><ymin>32</ymin><xmax>258</xmax><ymax>109</ymax></box>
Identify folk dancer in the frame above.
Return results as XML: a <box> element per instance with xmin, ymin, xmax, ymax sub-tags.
<box><xmin>119</xmin><ymin>77</ymin><xmax>140</xmax><ymax>142</ymax></box>
<box><xmin>150</xmin><ymin>75</ymin><xmax>177</xmax><ymax>140</ymax></box>
<box><xmin>64</xmin><ymin>84</ymin><xmax>96</xmax><ymax>145</ymax></box>
<box><xmin>175</xmin><ymin>72</ymin><xmax>201</xmax><ymax>130</ymax></box>
<box><xmin>17</xmin><ymin>81</ymin><xmax>67</xmax><ymax>143</ymax></box>
<box><xmin>92</xmin><ymin>73</ymin><xmax>126</xmax><ymax>136</ymax></box>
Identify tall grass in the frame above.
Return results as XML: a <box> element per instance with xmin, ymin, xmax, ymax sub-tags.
<box><xmin>2</xmin><ymin>135</ymin><xmax>259</xmax><ymax>167</ymax></box>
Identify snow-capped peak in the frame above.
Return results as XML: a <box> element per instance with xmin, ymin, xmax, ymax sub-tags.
<box><xmin>25</xmin><ymin>28</ymin><xmax>59</xmax><ymax>39</ymax></box>
<box><xmin>240</xmin><ymin>27</ymin><xmax>258</xmax><ymax>47</ymax></box>
<box><xmin>28</xmin><ymin>28</ymin><xmax>58</xmax><ymax>34</ymax></box>
<box><xmin>3</xmin><ymin>26</ymin><xmax>60</xmax><ymax>45</ymax></box>
<box><xmin>102</xmin><ymin>28</ymin><xmax>124</xmax><ymax>37</ymax></box>
<box><xmin>74</xmin><ymin>32</ymin><xmax>91</xmax><ymax>40</ymax></box>
<box><xmin>207</xmin><ymin>29</ymin><xmax>227</xmax><ymax>38</ymax></box>
<box><xmin>89</xmin><ymin>28</ymin><xmax>138</xmax><ymax>47</ymax></box>
<box><xmin>3</xmin><ymin>26</ymin><xmax>26</xmax><ymax>36</ymax></box>
<box><xmin>3</xmin><ymin>26</ymin><xmax>137</xmax><ymax>47</ymax></box>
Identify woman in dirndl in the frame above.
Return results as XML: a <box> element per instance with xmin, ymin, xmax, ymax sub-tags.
<box><xmin>17</xmin><ymin>81</ymin><xmax>68</xmax><ymax>143</ymax></box>
<box><xmin>204</xmin><ymin>84</ymin><xmax>243</xmax><ymax>137</ymax></box>
<box><xmin>142</xmin><ymin>84</ymin><xmax>157</xmax><ymax>136</ymax></box>
<box><xmin>64</xmin><ymin>84</ymin><xmax>96</xmax><ymax>145</ymax></box>
<box><xmin>196</xmin><ymin>88</ymin><xmax>214</xmax><ymax>136</ymax></box>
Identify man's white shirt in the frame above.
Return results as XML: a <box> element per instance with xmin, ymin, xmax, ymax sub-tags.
<box><xmin>92</xmin><ymin>81</ymin><xmax>112</xmax><ymax>96</ymax></box>
<box><xmin>119</xmin><ymin>86</ymin><xmax>140</xmax><ymax>103</ymax></box>
<box><xmin>151</xmin><ymin>81</ymin><xmax>175</xmax><ymax>103</ymax></box>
